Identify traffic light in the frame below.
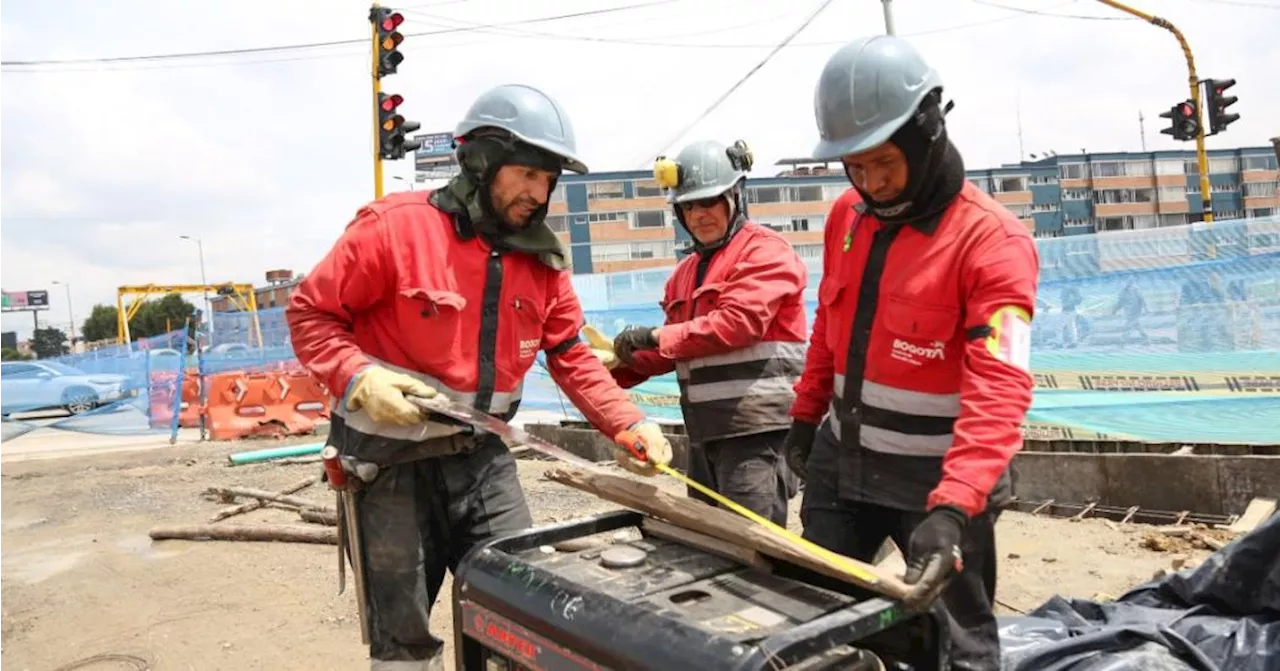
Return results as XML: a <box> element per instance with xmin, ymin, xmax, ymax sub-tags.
<box><xmin>1159</xmin><ymin>100</ymin><xmax>1200</xmax><ymax>142</ymax></box>
<box><xmin>370</xmin><ymin>7</ymin><xmax>406</xmax><ymax>78</ymax></box>
<box><xmin>1203</xmin><ymin>78</ymin><xmax>1239</xmax><ymax>135</ymax></box>
<box><xmin>377</xmin><ymin>93</ymin><xmax>423</xmax><ymax>160</ymax></box>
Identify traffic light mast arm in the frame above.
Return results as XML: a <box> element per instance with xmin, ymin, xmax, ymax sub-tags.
<box><xmin>1094</xmin><ymin>0</ymin><xmax>1212</xmax><ymax>224</ymax></box>
<box><xmin>370</xmin><ymin>3</ymin><xmax>385</xmax><ymax>200</ymax></box>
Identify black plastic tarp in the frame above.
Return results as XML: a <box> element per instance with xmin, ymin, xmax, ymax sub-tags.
<box><xmin>998</xmin><ymin>512</ymin><xmax>1280</xmax><ymax>671</ymax></box>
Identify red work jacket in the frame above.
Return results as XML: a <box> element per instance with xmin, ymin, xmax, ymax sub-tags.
<box><xmin>287</xmin><ymin>191</ymin><xmax>644</xmax><ymax>443</ymax></box>
<box><xmin>613</xmin><ymin>222</ymin><xmax>809</xmax><ymax>444</ymax></box>
<box><xmin>791</xmin><ymin>183</ymin><xmax>1039</xmax><ymax>517</ymax></box>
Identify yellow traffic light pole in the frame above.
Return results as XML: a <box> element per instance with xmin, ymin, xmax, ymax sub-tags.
<box><xmin>1095</xmin><ymin>0</ymin><xmax>1212</xmax><ymax>224</ymax></box>
<box><xmin>370</xmin><ymin>3</ymin><xmax>385</xmax><ymax>200</ymax></box>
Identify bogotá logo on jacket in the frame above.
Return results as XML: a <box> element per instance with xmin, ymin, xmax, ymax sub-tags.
<box><xmin>519</xmin><ymin>338</ymin><xmax>540</xmax><ymax>360</ymax></box>
<box><xmin>891</xmin><ymin>338</ymin><xmax>946</xmax><ymax>365</ymax></box>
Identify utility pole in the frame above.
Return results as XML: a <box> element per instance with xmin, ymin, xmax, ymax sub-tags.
<box><xmin>179</xmin><ymin>235</ymin><xmax>212</xmax><ymax>343</ymax></box>
<box><xmin>370</xmin><ymin>4</ymin><xmax>422</xmax><ymax>200</ymax></box>
<box><xmin>1138</xmin><ymin>110</ymin><xmax>1147</xmax><ymax>151</ymax></box>
<box><xmin>881</xmin><ymin>0</ymin><xmax>896</xmax><ymax>35</ymax></box>
<box><xmin>51</xmin><ymin>281</ymin><xmax>76</xmax><ymax>346</ymax></box>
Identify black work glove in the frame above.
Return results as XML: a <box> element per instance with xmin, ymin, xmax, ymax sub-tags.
<box><xmin>903</xmin><ymin>505</ymin><xmax>967</xmax><ymax>612</ymax></box>
<box><xmin>783</xmin><ymin>421</ymin><xmax>818</xmax><ymax>481</ymax></box>
<box><xmin>613</xmin><ymin>325</ymin><xmax>659</xmax><ymax>365</ymax></box>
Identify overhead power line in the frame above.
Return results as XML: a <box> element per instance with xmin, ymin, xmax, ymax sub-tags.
<box><xmin>634</xmin><ymin>0</ymin><xmax>838</xmax><ymax>167</ymax></box>
<box><xmin>0</xmin><ymin>1</ymin><xmax>677</xmax><ymax>67</ymax></box>
<box><xmin>969</xmin><ymin>0</ymin><xmax>1135</xmax><ymax>19</ymax></box>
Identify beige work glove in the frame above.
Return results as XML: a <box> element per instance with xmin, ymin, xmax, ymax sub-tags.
<box><xmin>613</xmin><ymin>421</ymin><xmax>673</xmax><ymax>477</ymax></box>
<box><xmin>346</xmin><ymin>366</ymin><xmax>437</xmax><ymax>426</ymax></box>
<box><xmin>582</xmin><ymin>325</ymin><xmax>620</xmax><ymax>370</ymax></box>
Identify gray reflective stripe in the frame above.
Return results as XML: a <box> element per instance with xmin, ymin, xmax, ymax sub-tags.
<box><xmin>861</xmin><ymin>380</ymin><xmax>960</xmax><ymax>417</ymax></box>
<box><xmin>828</xmin><ymin>408</ymin><xmax>953</xmax><ymax>456</ymax></box>
<box><xmin>677</xmin><ymin>340</ymin><xmax>806</xmax><ymax>381</ymax></box>
<box><xmin>685</xmin><ymin>375</ymin><xmax>797</xmax><ymax>403</ymax></box>
<box><xmin>859</xmin><ymin>425</ymin><xmax>952</xmax><ymax>456</ymax></box>
<box><xmin>334</xmin><ymin>356</ymin><xmax>523</xmax><ymax>442</ymax></box>
<box><xmin>833</xmin><ymin>374</ymin><xmax>960</xmax><ymax>416</ymax></box>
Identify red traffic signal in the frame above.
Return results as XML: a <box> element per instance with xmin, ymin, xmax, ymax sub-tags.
<box><xmin>380</xmin><ymin>11</ymin><xmax>404</xmax><ymax>32</ymax></box>
<box><xmin>1178</xmin><ymin>102</ymin><xmax>1194</xmax><ymax>117</ymax></box>
<box><xmin>380</xmin><ymin>93</ymin><xmax>403</xmax><ymax>112</ymax></box>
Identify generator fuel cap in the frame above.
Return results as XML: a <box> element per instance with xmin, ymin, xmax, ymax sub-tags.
<box><xmin>600</xmin><ymin>545</ymin><xmax>647</xmax><ymax>569</ymax></box>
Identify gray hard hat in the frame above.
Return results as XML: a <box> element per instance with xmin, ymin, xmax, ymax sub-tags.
<box><xmin>661</xmin><ymin>139</ymin><xmax>753</xmax><ymax>203</ymax></box>
<box><xmin>811</xmin><ymin>35</ymin><xmax>944</xmax><ymax>161</ymax></box>
<box><xmin>454</xmin><ymin>84</ymin><xmax>589</xmax><ymax>174</ymax></box>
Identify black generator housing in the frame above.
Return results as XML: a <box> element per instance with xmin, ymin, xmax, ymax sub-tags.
<box><xmin>453</xmin><ymin>510</ymin><xmax>948</xmax><ymax>671</ymax></box>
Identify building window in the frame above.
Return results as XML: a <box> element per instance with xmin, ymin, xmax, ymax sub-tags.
<box><xmin>1243</xmin><ymin>181</ymin><xmax>1278</xmax><ymax>198</ymax></box>
<box><xmin>1030</xmin><ymin>203</ymin><xmax>1058</xmax><ymax>213</ymax></box>
<box><xmin>589</xmin><ymin>243</ymin><xmax>631</xmax><ymax>262</ymax></box>
<box><xmin>587</xmin><ymin>212</ymin><xmax>627</xmax><ymax>223</ymax></box>
<box><xmin>1092</xmin><ymin>188</ymin><xmax>1154</xmax><ymax>204</ymax></box>
<box><xmin>747</xmin><ymin>187</ymin><xmax>783</xmax><ymax>204</ymax></box>
<box><xmin>787</xmin><ymin>185</ymin><xmax>825</xmax><ymax>201</ymax></box>
<box><xmin>1243</xmin><ymin>155</ymin><xmax>1278</xmax><ymax>171</ymax></box>
<box><xmin>1092</xmin><ymin>162</ymin><xmax>1123</xmax><ymax>178</ymax></box>
<box><xmin>1028</xmin><ymin>174</ymin><xmax>1058</xmax><ymax>185</ymax></box>
<box><xmin>550</xmin><ymin>185</ymin><xmax>566</xmax><ymax>203</ymax></box>
<box><xmin>1062</xmin><ymin>188</ymin><xmax>1089</xmax><ymax>201</ymax></box>
<box><xmin>1064</xmin><ymin>218</ymin><xmax>1091</xmax><ymax>228</ymax></box>
<box><xmin>1158</xmin><ymin>186</ymin><xmax>1186</xmax><ymax>202</ymax></box>
<box><xmin>1132</xmin><ymin>214</ymin><xmax>1158</xmax><ymax>230</ymax></box>
<box><xmin>632</xmin><ymin>210</ymin><xmax>666</xmax><ymax>229</ymax></box>
<box><xmin>1160</xmin><ymin>213</ymin><xmax>1187</xmax><ymax>227</ymax></box>
<box><xmin>629</xmin><ymin>241</ymin><xmax>675</xmax><ymax>259</ymax></box>
<box><xmin>995</xmin><ymin>176</ymin><xmax>1028</xmax><ymax>193</ymax></box>
<box><xmin>1060</xmin><ymin>163</ymin><xmax>1088</xmax><ymax>180</ymax></box>
<box><xmin>970</xmin><ymin>177</ymin><xmax>992</xmax><ymax>193</ymax></box>
<box><xmin>1208</xmin><ymin>157</ymin><xmax>1239</xmax><ymax>174</ymax></box>
<box><xmin>1006</xmin><ymin>204</ymin><xmax>1032</xmax><ymax>217</ymax></box>
<box><xmin>1156</xmin><ymin>159</ymin><xmax>1185</xmax><ymax>176</ymax></box>
<box><xmin>588</xmin><ymin>181</ymin><xmax>625</xmax><ymax>199</ymax></box>
<box><xmin>793</xmin><ymin>243</ymin><xmax>823</xmax><ymax>259</ymax></box>
<box><xmin>634</xmin><ymin>180</ymin><xmax>664</xmax><ymax>198</ymax></box>
<box><xmin>1122</xmin><ymin>161</ymin><xmax>1152</xmax><ymax>177</ymax></box>
<box><xmin>544</xmin><ymin>214</ymin><xmax>569</xmax><ymax>233</ymax></box>
<box><xmin>822</xmin><ymin>185</ymin><xmax>848</xmax><ymax>200</ymax></box>
<box><xmin>1247</xmin><ymin>208</ymin><xmax>1275</xmax><ymax>219</ymax></box>
<box><xmin>1209</xmin><ymin>182</ymin><xmax>1237</xmax><ymax>193</ymax></box>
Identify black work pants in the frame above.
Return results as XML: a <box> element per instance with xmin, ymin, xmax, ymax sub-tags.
<box><xmin>801</xmin><ymin>461</ymin><xmax>1002</xmax><ymax>671</ymax></box>
<box><xmin>353</xmin><ymin>434</ymin><xmax>533</xmax><ymax>668</ymax></box>
<box><xmin>687</xmin><ymin>429</ymin><xmax>799</xmax><ymax>527</ymax></box>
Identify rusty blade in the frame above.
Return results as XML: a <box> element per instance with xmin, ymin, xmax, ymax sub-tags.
<box><xmin>407</xmin><ymin>395</ymin><xmax>609</xmax><ymax>472</ymax></box>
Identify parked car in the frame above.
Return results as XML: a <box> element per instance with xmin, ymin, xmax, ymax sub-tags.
<box><xmin>0</xmin><ymin>360</ymin><xmax>133</xmax><ymax>416</ymax></box>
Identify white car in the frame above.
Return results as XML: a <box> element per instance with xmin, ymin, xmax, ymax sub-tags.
<box><xmin>0</xmin><ymin>360</ymin><xmax>133</xmax><ymax>416</ymax></box>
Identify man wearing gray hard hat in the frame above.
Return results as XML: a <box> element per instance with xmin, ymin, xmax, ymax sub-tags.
<box><xmin>600</xmin><ymin>139</ymin><xmax>808</xmax><ymax>526</ymax></box>
<box><xmin>288</xmin><ymin>83</ymin><xmax>674</xmax><ymax>670</ymax></box>
<box><xmin>786</xmin><ymin>36</ymin><xmax>1040</xmax><ymax>670</ymax></box>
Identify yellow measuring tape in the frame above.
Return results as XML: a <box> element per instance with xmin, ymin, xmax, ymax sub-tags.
<box><xmin>651</xmin><ymin>460</ymin><xmax>881</xmax><ymax>586</ymax></box>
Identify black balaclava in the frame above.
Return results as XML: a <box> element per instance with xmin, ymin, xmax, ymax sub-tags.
<box><xmin>429</xmin><ymin>129</ymin><xmax>570</xmax><ymax>270</ymax></box>
<box><xmin>675</xmin><ymin>181</ymin><xmax>749</xmax><ymax>257</ymax></box>
<box><xmin>852</xmin><ymin>90</ymin><xmax>966</xmax><ymax>227</ymax></box>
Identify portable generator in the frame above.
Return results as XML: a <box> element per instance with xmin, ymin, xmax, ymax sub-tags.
<box><xmin>452</xmin><ymin>510</ymin><xmax>948</xmax><ymax>671</ymax></box>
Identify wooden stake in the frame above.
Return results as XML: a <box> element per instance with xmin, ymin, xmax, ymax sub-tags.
<box><xmin>544</xmin><ymin>468</ymin><xmax>910</xmax><ymax>600</ymax></box>
<box><xmin>208</xmin><ymin>475</ymin><xmax>322</xmax><ymax>523</ymax></box>
<box><xmin>149</xmin><ymin>524</ymin><xmax>337</xmax><ymax>545</ymax></box>
<box><xmin>300</xmin><ymin>509</ymin><xmax>338</xmax><ymax>526</ymax></box>
<box><xmin>205</xmin><ymin>486</ymin><xmax>327</xmax><ymax>511</ymax></box>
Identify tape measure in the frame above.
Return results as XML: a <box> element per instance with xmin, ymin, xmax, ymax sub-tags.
<box><xmin>615</xmin><ymin>431</ymin><xmax>880</xmax><ymax>586</ymax></box>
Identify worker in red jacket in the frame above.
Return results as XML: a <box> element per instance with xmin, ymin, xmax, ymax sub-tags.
<box><xmin>287</xmin><ymin>83</ymin><xmax>673</xmax><ymax>671</ymax></box>
<box><xmin>786</xmin><ymin>36</ymin><xmax>1039</xmax><ymax>670</ymax></box>
<box><xmin>600</xmin><ymin>139</ymin><xmax>807</xmax><ymax>526</ymax></box>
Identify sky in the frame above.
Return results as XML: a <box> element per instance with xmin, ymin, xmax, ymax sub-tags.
<box><xmin>2</xmin><ymin>0</ymin><xmax>1278</xmax><ymax>340</ymax></box>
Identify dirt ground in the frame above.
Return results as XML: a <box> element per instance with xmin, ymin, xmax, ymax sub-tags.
<box><xmin>2</xmin><ymin>437</ymin><xmax>1216</xmax><ymax>671</ymax></box>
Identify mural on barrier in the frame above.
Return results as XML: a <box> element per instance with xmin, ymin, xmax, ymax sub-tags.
<box><xmin>5</xmin><ymin>217</ymin><xmax>1278</xmax><ymax>444</ymax></box>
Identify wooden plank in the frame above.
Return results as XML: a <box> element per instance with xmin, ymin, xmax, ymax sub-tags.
<box><xmin>544</xmin><ymin>467</ymin><xmax>910</xmax><ymax>600</ymax></box>
<box><xmin>643</xmin><ymin>518</ymin><xmax>773</xmax><ymax>572</ymax></box>
<box><xmin>1227</xmin><ymin>497</ymin><xmax>1277</xmax><ymax>535</ymax></box>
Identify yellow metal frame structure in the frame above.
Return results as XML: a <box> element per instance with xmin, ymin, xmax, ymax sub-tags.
<box><xmin>116</xmin><ymin>283</ymin><xmax>262</xmax><ymax>347</ymax></box>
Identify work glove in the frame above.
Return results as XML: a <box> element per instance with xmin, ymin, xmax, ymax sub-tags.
<box><xmin>581</xmin><ymin>325</ymin><xmax>620</xmax><ymax>370</ymax></box>
<box><xmin>783</xmin><ymin>421</ymin><xmax>818</xmax><ymax>481</ymax></box>
<box><xmin>902</xmin><ymin>505</ymin><xmax>967</xmax><ymax>612</ymax></box>
<box><xmin>613</xmin><ymin>325</ymin><xmax>659</xmax><ymax>365</ymax></box>
<box><xmin>614</xmin><ymin>421</ymin><xmax>673</xmax><ymax>477</ymax></box>
<box><xmin>346</xmin><ymin>366</ymin><xmax>437</xmax><ymax>426</ymax></box>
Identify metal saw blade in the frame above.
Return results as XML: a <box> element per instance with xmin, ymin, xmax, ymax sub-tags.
<box><xmin>408</xmin><ymin>395</ymin><xmax>609</xmax><ymax>472</ymax></box>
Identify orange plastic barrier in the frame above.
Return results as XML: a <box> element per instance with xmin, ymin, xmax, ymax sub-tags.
<box><xmin>148</xmin><ymin>372</ymin><xmax>203</xmax><ymax>430</ymax></box>
<box><xmin>204</xmin><ymin>370</ymin><xmax>331</xmax><ymax>441</ymax></box>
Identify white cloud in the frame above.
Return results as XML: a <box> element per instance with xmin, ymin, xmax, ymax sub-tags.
<box><xmin>3</xmin><ymin>0</ymin><xmax>1277</xmax><ymax>339</ymax></box>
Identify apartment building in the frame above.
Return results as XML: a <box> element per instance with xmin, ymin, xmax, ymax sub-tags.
<box><xmin>549</xmin><ymin>145</ymin><xmax>1279</xmax><ymax>275</ymax></box>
